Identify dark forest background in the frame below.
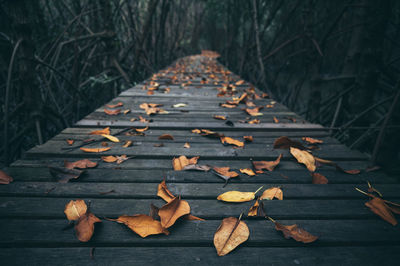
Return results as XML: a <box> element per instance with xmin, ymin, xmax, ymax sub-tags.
<box><xmin>1</xmin><ymin>0</ymin><xmax>399</xmax><ymax>173</ymax></box>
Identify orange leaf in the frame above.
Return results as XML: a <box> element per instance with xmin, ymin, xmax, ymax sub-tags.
<box><xmin>64</xmin><ymin>199</ymin><xmax>87</xmax><ymax>221</ymax></box>
<box><xmin>248</xmin><ymin>119</ymin><xmax>260</xmax><ymax>124</ymax></box>
<box><xmin>135</xmin><ymin>126</ymin><xmax>149</xmax><ymax>133</ymax></box>
<box><xmin>213</xmin><ymin>217</ymin><xmax>249</xmax><ymax>256</ymax></box>
<box><xmin>89</xmin><ymin>127</ymin><xmax>110</xmax><ymax>135</ymax></box>
<box><xmin>252</xmin><ymin>154</ymin><xmax>282</xmax><ymax>172</ymax></box>
<box><xmin>66</xmin><ymin>139</ymin><xmax>74</xmax><ymax>145</ymax></box>
<box><xmin>220</xmin><ymin>136</ymin><xmax>244</xmax><ymax>147</ymax></box>
<box><xmin>260</xmin><ymin>187</ymin><xmax>283</xmax><ymax>200</ymax></box>
<box><xmin>64</xmin><ymin>159</ymin><xmax>97</xmax><ymax>169</ymax></box>
<box><xmin>274</xmin><ymin>222</ymin><xmax>318</xmax><ymax>243</ymax></box>
<box><xmin>273</xmin><ymin>116</ymin><xmax>279</xmax><ymax>123</ymax></box>
<box><xmin>365</xmin><ymin>197</ymin><xmax>398</xmax><ymax>226</ymax></box>
<box><xmin>311</xmin><ymin>172</ymin><xmax>328</xmax><ymax>184</ymax></box>
<box><xmin>243</xmin><ymin>136</ymin><xmax>253</xmax><ymax>142</ymax></box>
<box><xmin>123</xmin><ymin>140</ymin><xmax>133</xmax><ymax>147</ymax></box>
<box><xmin>302</xmin><ymin>137</ymin><xmax>323</xmax><ymax>144</ymax></box>
<box><xmin>104</xmin><ymin>108</ymin><xmax>121</xmax><ymax>115</ymax></box>
<box><xmin>80</xmin><ymin>147</ymin><xmax>111</xmax><ymax>153</ymax></box>
<box><xmin>0</xmin><ymin>170</ymin><xmax>13</xmax><ymax>185</ymax></box>
<box><xmin>158</xmin><ymin>134</ymin><xmax>174</xmax><ymax>140</ymax></box>
<box><xmin>314</xmin><ymin>157</ymin><xmax>360</xmax><ymax>174</ymax></box>
<box><xmin>106</xmin><ymin>102</ymin><xmax>123</xmax><ymax>108</ymax></box>
<box><xmin>245</xmin><ymin>107</ymin><xmax>263</xmax><ymax>116</ymax></box>
<box><xmin>213</xmin><ymin>166</ymin><xmax>239</xmax><ymax>186</ymax></box>
<box><xmin>110</xmin><ymin>214</ymin><xmax>169</xmax><ymax>238</ymax></box>
<box><xmin>248</xmin><ymin>200</ymin><xmax>260</xmax><ymax>216</ymax></box>
<box><xmin>235</xmin><ymin>80</ymin><xmax>245</xmax><ymax>85</ymax></box>
<box><xmin>172</xmin><ymin>155</ymin><xmax>198</xmax><ymax>170</ymax></box>
<box><xmin>157</xmin><ymin>179</ymin><xmax>175</xmax><ymax>203</ymax></box>
<box><xmin>213</xmin><ymin>115</ymin><xmax>227</xmax><ymax>120</ymax></box>
<box><xmin>240</xmin><ymin>168</ymin><xmax>256</xmax><ymax>176</ymax></box>
<box><xmin>101</xmin><ymin>155</ymin><xmax>118</xmax><ymax>163</ymax></box>
<box><xmin>191</xmin><ymin>129</ymin><xmax>201</xmax><ymax>134</ymax></box>
<box><xmin>183</xmin><ymin>142</ymin><xmax>190</xmax><ymax>148</ymax></box>
<box><xmin>158</xmin><ymin>197</ymin><xmax>190</xmax><ymax>228</ymax></box>
<box><xmin>290</xmin><ymin>147</ymin><xmax>316</xmax><ymax>172</ymax></box>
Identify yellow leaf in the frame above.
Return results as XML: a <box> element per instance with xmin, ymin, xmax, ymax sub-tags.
<box><xmin>101</xmin><ymin>134</ymin><xmax>120</xmax><ymax>143</ymax></box>
<box><xmin>217</xmin><ymin>187</ymin><xmax>263</xmax><ymax>202</ymax></box>
<box><xmin>260</xmin><ymin>187</ymin><xmax>283</xmax><ymax>200</ymax></box>
<box><xmin>80</xmin><ymin>147</ymin><xmax>111</xmax><ymax>153</ymax></box>
<box><xmin>290</xmin><ymin>147</ymin><xmax>316</xmax><ymax>172</ymax></box>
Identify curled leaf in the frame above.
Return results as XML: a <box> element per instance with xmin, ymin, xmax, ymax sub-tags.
<box><xmin>104</xmin><ymin>108</ymin><xmax>121</xmax><ymax>115</ymax></box>
<box><xmin>290</xmin><ymin>147</ymin><xmax>316</xmax><ymax>172</ymax></box>
<box><xmin>173</xmin><ymin>103</ymin><xmax>187</xmax><ymax>108</ymax></box>
<box><xmin>157</xmin><ymin>179</ymin><xmax>175</xmax><ymax>203</ymax></box>
<box><xmin>66</xmin><ymin>139</ymin><xmax>74</xmax><ymax>145</ymax></box>
<box><xmin>260</xmin><ymin>187</ymin><xmax>283</xmax><ymax>200</ymax></box>
<box><xmin>214</xmin><ymin>115</ymin><xmax>227</xmax><ymax>120</ymax></box>
<box><xmin>252</xmin><ymin>154</ymin><xmax>282</xmax><ymax>172</ymax></box>
<box><xmin>64</xmin><ymin>159</ymin><xmax>97</xmax><ymax>169</ymax></box>
<box><xmin>302</xmin><ymin>137</ymin><xmax>323</xmax><ymax>144</ymax></box>
<box><xmin>89</xmin><ymin>127</ymin><xmax>110</xmax><ymax>135</ymax></box>
<box><xmin>110</xmin><ymin>214</ymin><xmax>169</xmax><ymax>238</ymax></box>
<box><xmin>245</xmin><ymin>107</ymin><xmax>263</xmax><ymax>116</ymax></box>
<box><xmin>49</xmin><ymin>166</ymin><xmax>84</xmax><ymax>183</ymax></box>
<box><xmin>213</xmin><ymin>217</ymin><xmax>249</xmax><ymax>256</ymax></box>
<box><xmin>158</xmin><ymin>134</ymin><xmax>174</xmax><ymax>140</ymax></box>
<box><xmin>172</xmin><ymin>155</ymin><xmax>199</xmax><ymax>170</ymax></box>
<box><xmin>101</xmin><ymin>156</ymin><xmax>118</xmax><ymax>163</ymax></box>
<box><xmin>274</xmin><ymin>222</ymin><xmax>318</xmax><ymax>243</ymax></box>
<box><xmin>106</xmin><ymin>102</ymin><xmax>123</xmax><ymax>108</ymax></box>
<box><xmin>123</xmin><ymin>140</ymin><xmax>133</xmax><ymax>148</ymax></box>
<box><xmin>311</xmin><ymin>172</ymin><xmax>328</xmax><ymax>184</ymax></box>
<box><xmin>365</xmin><ymin>197</ymin><xmax>397</xmax><ymax>226</ymax></box>
<box><xmin>182</xmin><ymin>164</ymin><xmax>211</xmax><ymax>172</ymax></box>
<box><xmin>158</xmin><ymin>197</ymin><xmax>190</xmax><ymax>228</ymax></box>
<box><xmin>183</xmin><ymin>142</ymin><xmax>190</xmax><ymax>148</ymax></box>
<box><xmin>80</xmin><ymin>147</ymin><xmax>111</xmax><ymax>153</ymax></box>
<box><xmin>64</xmin><ymin>199</ymin><xmax>87</xmax><ymax>221</ymax></box>
<box><xmin>213</xmin><ymin>167</ymin><xmax>239</xmax><ymax>186</ymax></box>
<box><xmin>240</xmin><ymin>168</ymin><xmax>256</xmax><ymax>176</ymax></box>
<box><xmin>243</xmin><ymin>136</ymin><xmax>253</xmax><ymax>142</ymax></box>
<box><xmin>101</xmin><ymin>134</ymin><xmax>120</xmax><ymax>143</ymax></box>
<box><xmin>274</xmin><ymin>136</ymin><xmax>306</xmax><ymax>150</ymax></box>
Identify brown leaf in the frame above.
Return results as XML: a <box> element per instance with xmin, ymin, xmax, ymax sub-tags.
<box><xmin>243</xmin><ymin>136</ymin><xmax>253</xmax><ymax>142</ymax></box>
<box><xmin>365</xmin><ymin>197</ymin><xmax>398</xmax><ymax>226</ymax></box>
<box><xmin>0</xmin><ymin>170</ymin><xmax>13</xmax><ymax>184</ymax></box>
<box><xmin>213</xmin><ymin>167</ymin><xmax>239</xmax><ymax>186</ymax></box>
<box><xmin>245</xmin><ymin>107</ymin><xmax>263</xmax><ymax>116</ymax></box>
<box><xmin>89</xmin><ymin>127</ymin><xmax>110</xmax><ymax>135</ymax></box>
<box><xmin>64</xmin><ymin>199</ymin><xmax>87</xmax><ymax>221</ymax></box>
<box><xmin>240</xmin><ymin>168</ymin><xmax>256</xmax><ymax>176</ymax></box>
<box><xmin>49</xmin><ymin>166</ymin><xmax>84</xmax><ymax>183</ymax></box>
<box><xmin>252</xmin><ymin>154</ymin><xmax>282</xmax><ymax>172</ymax></box>
<box><xmin>66</xmin><ymin>139</ymin><xmax>74</xmax><ymax>145</ymax></box>
<box><xmin>157</xmin><ymin>179</ymin><xmax>175</xmax><ymax>203</ymax></box>
<box><xmin>101</xmin><ymin>134</ymin><xmax>120</xmax><ymax>143</ymax></box>
<box><xmin>75</xmin><ymin>211</ymin><xmax>101</xmax><ymax>242</ymax></box>
<box><xmin>182</xmin><ymin>164</ymin><xmax>211</xmax><ymax>172</ymax></box>
<box><xmin>217</xmin><ymin>189</ymin><xmax>261</xmax><ymax>202</ymax></box>
<box><xmin>106</xmin><ymin>102</ymin><xmax>123</xmax><ymax>108</ymax></box>
<box><xmin>260</xmin><ymin>187</ymin><xmax>283</xmax><ymax>200</ymax></box>
<box><xmin>158</xmin><ymin>134</ymin><xmax>174</xmax><ymax>140</ymax></box>
<box><xmin>274</xmin><ymin>222</ymin><xmax>318</xmax><ymax>243</ymax></box>
<box><xmin>213</xmin><ymin>115</ymin><xmax>227</xmax><ymax>120</ymax></box>
<box><xmin>213</xmin><ymin>217</ymin><xmax>249</xmax><ymax>256</ymax></box>
<box><xmin>273</xmin><ymin>116</ymin><xmax>279</xmax><ymax>123</ymax></box>
<box><xmin>220</xmin><ymin>136</ymin><xmax>244</xmax><ymax>147</ymax></box>
<box><xmin>184</xmin><ymin>214</ymin><xmax>205</xmax><ymax>221</ymax></box>
<box><xmin>104</xmin><ymin>108</ymin><xmax>121</xmax><ymax>115</ymax></box>
<box><xmin>101</xmin><ymin>155</ymin><xmax>118</xmax><ymax>163</ymax></box>
<box><xmin>199</xmin><ymin>129</ymin><xmax>224</xmax><ymax>138</ymax></box>
<box><xmin>248</xmin><ymin>200</ymin><xmax>260</xmax><ymax>216</ymax></box>
<box><xmin>273</xmin><ymin>136</ymin><xmax>306</xmax><ymax>150</ymax></box>
<box><xmin>123</xmin><ymin>140</ymin><xmax>133</xmax><ymax>148</ymax></box>
<box><xmin>191</xmin><ymin>129</ymin><xmax>201</xmax><ymax>134</ymax></box>
<box><xmin>314</xmin><ymin>157</ymin><xmax>360</xmax><ymax>174</ymax></box>
<box><xmin>290</xmin><ymin>147</ymin><xmax>316</xmax><ymax>172</ymax></box>
<box><xmin>64</xmin><ymin>159</ymin><xmax>97</xmax><ymax>169</ymax></box>
<box><xmin>111</xmin><ymin>214</ymin><xmax>169</xmax><ymax>238</ymax></box>
<box><xmin>220</xmin><ymin>103</ymin><xmax>237</xmax><ymax>108</ymax></box>
<box><xmin>235</xmin><ymin>80</ymin><xmax>245</xmax><ymax>85</ymax></box>
<box><xmin>311</xmin><ymin>172</ymin><xmax>328</xmax><ymax>184</ymax></box>
<box><xmin>172</xmin><ymin>155</ymin><xmax>199</xmax><ymax>170</ymax></box>
<box><xmin>183</xmin><ymin>142</ymin><xmax>190</xmax><ymax>148</ymax></box>
<box><xmin>158</xmin><ymin>197</ymin><xmax>191</xmax><ymax>228</ymax></box>
<box><xmin>135</xmin><ymin>126</ymin><xmax>149</xmax><ymax>132</ymax></box>
<box><xmin>80</xmin><ymin>147</ymin><xmax>111</xmax><ymax>153</ymax></box>
<box><xmin>302</xmin><ymin>137</ymin><xmax>323</xmax><ymax>144</ymax></box>
<box><xmin>123</xmin><ymin>109</ymin><xmax>131</xmax><ymax>114</ymax></box>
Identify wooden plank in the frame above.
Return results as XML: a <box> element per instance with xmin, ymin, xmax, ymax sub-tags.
<box><xmin>1</xmin><ymin>182</ymin><xmax>398</xmax><ymax>199</ymax></box>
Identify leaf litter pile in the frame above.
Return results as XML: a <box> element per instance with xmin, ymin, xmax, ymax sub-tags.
<box><xmin>38</xmin><ymin>57</ymin><xmax>398</xmax><ymax>258</ymax></box>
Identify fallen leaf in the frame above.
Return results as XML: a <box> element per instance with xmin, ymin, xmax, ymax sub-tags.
<box><xmin>314</xmin><ymin>157</ymin><xmax>360</xmax><ymax>174</ymax></box>
<box><xmin>243</xmin><ymin>136</ymin><xmax>253</xmax><ymax>142</ymax></box>
<box><xmin>252</xmin><ymin>154</ymin><xmax>282</xmax><ymax>172</ymax></box>
<box><xmin>106</xmin><ymin>102</ymin><xmax>123</xmax><ymax>108</ymax></box>
<box><xmin>123</xmin><ymin>140</ymin><xmax>133</xmax><ymax>147</ymax></box>
<box><xmin>64</xmin><ymin>159</ymin><xmax>97</xmax><ymax>169</ymax></box>
<box><xmin>101</xmin><ymin>155</ymin><xmax>118</xmax><ymax>163</ymax></box>
<box><xmin>365</xmin><ymin>197</ymin><xmax>397</xmax><ymax>226</ymax></box>
<box><xmin>110</xmin><ymin>214</ymin><xmax>169</xmax><ymax>238</ymax></box>
<box><xmin>80</xmin><ymin>147</ymin><xmax>111</xmax><ymax>153</ymax></box>
<box><xmin>172</xmin><ymin>155</ymin><xmax>199</xmax><ymax>170</ymax></box>
<box><xmin>104</xmin><ymin>108</ymin><xmax>121</xmax><ymax>115</ymax></box>
<box><xmin>246</xmin><ymin>101</ymin><xmax>256</xmax><ymax>107</ymax></box>
<box><xmin>0</xmin><ymin>170</ymin><xmax>13</xmax><ymax>184</ymax></box>
<box><xmin>157</xmin><ymin>179</ymin><xmax>175</xmax><ymax>203</ymax></box>
<box><xmin>191</xmin><ymin>129</ymin><xmax>201</xmax><ymax>134</ymax></box>
<box><xmin>89</xmin><ymin>127</ymin><xmax>110</xmax><ymax>135</ymax></box>
<box><xmin>199</xmin><ymin>129</ymin><xmax>224</xmax><ymax>138</ymax></box>
<box><xmin>101</xmin><ymin>142</ymin><xmax>108</xmax><ymax>147</ymax></box>
<box><xmin>135</xmin><ymin>126</ymin><xmax>149</xmax><ymax>133</ymax></box>
<box><xmin>213</xmin><ymin>167</ymin><xmax>239</xmax><ymax>186</ymax></box>
<box><xmin>214</xmin><ymin>115</ymin><xmax>227</xmax><ymax>120</ymax></box>
<box><xmin>260</xmin><ymin>187</ymin><xmax>283</xmax><ymax>200</ymax></box>
<box><xmin>64</xmin><ymin>199</ymin><xmax>87</xmax><ymax>221</ymax></box>
<box><xmin>248</xmin><ymin>119</ymin><xmax>260</xmax><ymax>124</ymax></box>
<box><xmin>184</xmin><ymin>142</ymin><xmax>190</xmax><ymax>148</ymax></box>
<box><xmin>49</xmin><ymin>166</ymin><xmax>84</xmax><ymax>183</ymax></box>
<box><xmin>220</xmin><ymin>103</ymin><xmax>237</xmax><ymax>108</ymax></box>
<box><xmin>290</xmin><ymin>147</ymin><xmax>316</xmax><ymax>172</ymax></box>
<box><xmin>302</xmin><ymin>137</ymin><xmax>323</xmax><ymax>144</ymax></box>
<box><xmin>245</xmin><ymin>107</ymin><xmax>263</xmax><ymax>116</ymax></box>
<box><xmin>273</xmin><ymin>136</ymin><xmax>306</xmax><ymax>150</ymax></box>
<box><xmin>240</xmin><ymin>168</ymin><xmax>256</xmax><ymax>176</ymax></box>
<box><xmin>273</xmin><ymin>117</ymin><xmax>279</xmax><ymax>123</ymax></box>
<box><xmin>101</xmin><ymin>134</ymin><xmax>120</xmax><ymax>143</ymax></box>
<box><xmin>154</xmin><ymin>143</ymin><xmax>164</xmax><ymax>147</ymax></box>
<box><xmin>158</xmin><ymin>196</ymin><xmax>190</xmax><ymax>228</ymax></box>
<box><xmin>66</xmin><ymin>139</ymin><xmax>74</xmax><ymax>145</ymax></box>
<box><xmin>311</xmin><ymin>172</ymin><xmax>328</xmax><ymax>184</ymax></box>
<box><xmin>75</xmin><ymin>211</ymin><xmax>101</xmax><ymax>242</ymax></box>
<box><xmin>183</xmin><ymin>164</ymin><xmax>211</xmax><ymax>171</ymax></box>
<box><xmin>123</xmin><ymin>109</ymin><xmax>131</xmax><ymax>114</ymax></box>
<box><xmin>248</xmin><ymin>200</ymin><xmax>260</xmax><ymax>216</ymax></box>
<box><xmin>184</xmin><ymin>214</ymin><xmax>205</xmax><ymax>221</ymax></box>
<box><xmin>235</xmin><ymin>80</ymin><xmax>245</xmax><ymax>85</ymax></box>
<box><xmin>173</xmin><ymin>103</ymin><xmax>187</xmax><ymax>108</ymax></box>
<box><xmin>214</xmin><ymin>217</ymin><xmax>249</xmax><ymax>256</ymax></box>
<box><xmin>274</xmin><ymin>221</ymin><xmax>318</xmax><ymax>243</ymax></box>
<box><xmin>220</xmin><ymin>136</ymin><xmax>244</xmax><ymax>147</ymax></box>
<box><xmin>158</xmin><ymin>134</ymin><xmax>174</xmax><ymax>140</ymax></box>
<box><xmin>217</xmin><ymin>187</ymin><xmax>263</xmax><ymax>202</ymax></box>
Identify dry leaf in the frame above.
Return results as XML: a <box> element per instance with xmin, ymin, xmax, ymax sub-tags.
<box><xmin>89</xmin><ymin>127</ymin><xmax>110</xmax><ymax>135</ymax></box>
<box><xmin>123</xmin><ymin>109</ymin><xmax>131</xmax><ymax>114</ymax></box>
<box><xmin>184</xmin><ymin>142</ymin><xmax>190</xmax><ymax>148</ymax></box>
<box><xmin>314</xmin><ymin>157</ymin><xmax>360</xmax><ymax>174</ymax></box>
<box><xmin>274</xmin><ymin>222</ymin><xmax>318</xmax><ymax>243</ymax></box>
<box><xmin>101</xmin><ymin>134</ymin><xmax>120</xmax><ymax>143</ymax></box>
<box><xmin>213</xmin><ymin>167</ymin><xmax>239</xmax><ymax>186</ymax></box>
<box><xmin>213</xmin><ymin>217</ymin><xmax>249</xmax><ymax>256</ymax></box>
<box><xmin>123</xmin><ymin>140</ymin><xmax>132</xmax><ymax>148</ymax></box>
<box><xmin>157</xmin><ymin>179</ymin><xmax>175</xmax><ymax>203</ymax></box>
<box><xmin>220</xmin><ymin>136</ymin><xmax>244</xmax><ymax>147</ymax></box>
<box><xmin>64</xmin><ymin>159</ymin><xmax>97</xmax><ymax>169</ymax></box>
<box><xmin>311</xmin><ymin>172</ymin><xmax>328</xmax><ymax>184</ymax></box>
<box><xmin>64</xmin><ymin>199</ymin><xmax>87</xmax><ymax>221</ymax></box>
<box><xmin>365</xmin><ymin>197</ymin><xmax>398</xmax><ymax>226</ymax></box>
<box><xmin>184</xmin><ymin>214</ymin><xmax>205</xmax><ymax>221</ymax></box>
<box><xmin>248</xmin><ymin>200</ymin><xmax>260</xmax><ymax>216</ymax></box>
<box><xmin>172</xmin><ymin>155</ymin><xmax>199</xmax><ymax>170</ymax></box>
<box><xmin>252</xmin><ymin>154</ymin><xmax>282</xmax><ymax>172</ymax></box>
<box><xmin>260</xmin><ymin>187</ymin><xmax>283</xmax><ymax>200</ymax></box>
<box><xmin>158</xmin><ymin>134</ymin><xmax>174</xmax><ymax>140</ymax></box>
<box><xmin>240</xmin><ymin>168</ymin><xmax>256</xmax><ymax>176</ymax></box>
<box><xmin>302</xmin><ymin>137</ymin><xmax>323</xmax><ymax>144</ymax></box>
<box><xmin>191</xmin><ymin>129</ymin><xmax>201</xmax><ymax>134</ymax></box>
<box><xmin>248</xmin><ymin>119</ymin><xmax>260</xmax><ymax>124</ymax></box>
<box><xmin>158</xmin><ymin>197</ymin><xmax>190</xmax><ymax>228</ymax></box>
<box><xmin>101</xmin><ymin>155</ymin><xmax>118</xmax><ymax>163</ymax></box>
<box><xmin>173</xmin><ymin>103</ymin><xmax>187</xmax><ymax>108</ymax></box>
<box><xmin>111</xmin><ymin>214</ymin><xmax>169</xmax><ymax>238</ymax></box>
<box><xmin>273</xmin><ymin>117</ymin><xmax>279</xmax><ymax>123</ymax></box>
<box><xmin>217</xmin><ymin>187</ymin><xmax>262</xmax><ymax>202</ymax></box>
<box><xmin>49</xmin><ymin>166</ymin><xmax>84</xmax><ymax>183</ymax></box>
<box><xmin>135</xmin><ymin>126</ymin><xmax>149</xmax><ymax>132</ymax></box>
<box><xmin>0</xmin><ymin>170</ymin><xmax>13</xmax><ymax>184</ymax></box>
<box><xmin>243</xmin><ymin>136</ymin><xmax>253</xmax><ymax>142</ymax></box>
<box><xmin>66</xmin><ymin>139</ymin><xmax>74</xmax><ymax>145</ymax></box>
<box><xmin>104</xmin><ymin>108</ymin><xmax>121</xmax><ymax>115</ymax></box>
<box><xmin>290</xmin><ymin>147</ymin><xmax>316</xmax><ymax>172</ymax></box>
<box><xmin>235</xmin><ymin>80</ymin><xmax>245</xmax><ymax>85</ymax></box>
<box><xmin>273</xmin><ymin>136</ymin><xmax>306</xmax><ymax>150</ymax></box>
<box><xmin>106</xmin><ymin>102</ymin><xmax>123</xmax><ymax>108</ymax></box>
<box><xmin>245</xmin><ymin>107</ymin><xmax>263</xmax><ymax>116</ymax></box>
<box><xmin>154</xmin><ymin>143</ymin><xmax>164</xmax><ymax>147</ymax></box>
<box><xmin>75</xmin><ymin>211</ymin><xmax>101</xmax><ymax>242</ymax></box>
<box><xmin>80</xmin><ymin>147</ymin><xmax>111</xmax><ymax>153</ymax></box>
<box><xmin>214</xmin><ymin>115</ymin><xmax>227</xmax><ymax>120</ymax></box>
<box><xmin>182</xmin><ymin>164</ymin><xmax>211</xmax><ymax>172</ymax></box>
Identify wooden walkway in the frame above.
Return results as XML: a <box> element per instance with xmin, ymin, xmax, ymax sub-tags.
<box><xmin>1</xmin><ymin>55</ymin><xmax>399</xmax><ymax>265</ymax></box>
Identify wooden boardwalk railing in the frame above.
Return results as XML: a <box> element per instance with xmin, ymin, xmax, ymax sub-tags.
<box><xmin>1</xmin><ymin>55</ymin><xmax>399</xmax><ymax>265</ymax></box>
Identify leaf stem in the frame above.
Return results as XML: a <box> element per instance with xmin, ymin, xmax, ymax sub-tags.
<box><xmin>265</xmin><ymin>216</ymin><xmax>276</xmax><ymax>223</ymax></box>
<box><xmin>254</xmin><ymin>186</ymin><xmax>264</xmax><ymax>194</ymax></box>
<box><xmin>355</xmin><ymin>187</ymin><xmax>371</xmax><ymax>197</ymax></box>
<box><xmin>238</xmin><ymin>213</ymin><xmax>243</xmax><ymax>221</ymax></box>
